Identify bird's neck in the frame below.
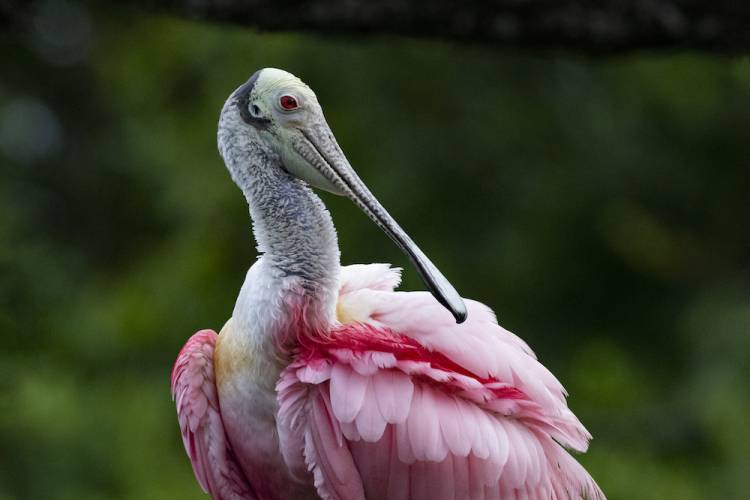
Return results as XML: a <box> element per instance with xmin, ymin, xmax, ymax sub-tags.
<box><xmin>224</xmin><ymin>143</ymin><xmax>341</xmax><ymax>349</ymax></box>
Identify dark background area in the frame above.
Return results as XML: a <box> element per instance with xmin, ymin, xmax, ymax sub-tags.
<box><xmin>1</xmin><ymin>1</ymin><xmax>749</xmax><ymax>499</ymax></box>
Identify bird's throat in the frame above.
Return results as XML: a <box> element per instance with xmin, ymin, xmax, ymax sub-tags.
<box><xmin>242</xmin><ymin>153</ymin><xmax>340</xmax><ymax>282</ymax></box>
<box><xmin>226</xmin><ymin>146</ymin><xmax>342</xmax><ymax>348</ymax></box>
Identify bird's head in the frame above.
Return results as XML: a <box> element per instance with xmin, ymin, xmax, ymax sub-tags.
<box><xmin>218</xmin><ymin>68</ymin><xmax>467</xmax><ymax>323</ymax></box>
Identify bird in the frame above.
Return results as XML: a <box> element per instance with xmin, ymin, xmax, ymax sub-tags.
<box><xmin>171</xmin><ymin>68</ymin><xmax>604</xmax><ymax>500</ymax></box>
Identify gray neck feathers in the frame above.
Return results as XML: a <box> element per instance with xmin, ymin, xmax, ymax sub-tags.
<box><xmin>218</xmin><ymin>107</ymin><xmax>341</xmax><ymax>296</ymax></box>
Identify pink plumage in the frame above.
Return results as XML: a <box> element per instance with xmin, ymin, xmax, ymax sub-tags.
<box><xmin>174</xmin><ymin>67</ymin><xmax>604</xmax><ymax>499</ymax></box>
<box><xmin>172</xmin><ymin>330</ymin><xmax>258</xmax><ymax>500</ymax></box>
<box><xmin>173</xmin><ymin>264</ymin><xmax>604</xmax><ymax>500</ymax></box>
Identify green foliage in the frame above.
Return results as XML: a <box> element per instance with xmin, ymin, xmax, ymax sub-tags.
<box><xmin>1</xmin><ymin>4</ymin><xmax>749</xmax><ymax>499</ymax></box>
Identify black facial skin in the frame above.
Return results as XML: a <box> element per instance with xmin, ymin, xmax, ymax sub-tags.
<box><xmin>235</xmin><ymin>70</ymin><xmax>271</xmax><ymax>129</ymax></box>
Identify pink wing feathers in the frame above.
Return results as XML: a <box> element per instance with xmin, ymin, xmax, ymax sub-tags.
<box><xmin>172</xmin><ymin>330</ymin><xmax>257</xmax><ymax>500</ymax></box>
<box><xmin>277</xmin><ymin>264</ymin><xmax>604</xmax><ymax>500</ymax></box>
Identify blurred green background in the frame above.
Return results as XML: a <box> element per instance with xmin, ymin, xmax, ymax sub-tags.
<box><xmin>2</xmin><ymin>1</ymin><xmax>749</xmax><ymax>499</ymax></box>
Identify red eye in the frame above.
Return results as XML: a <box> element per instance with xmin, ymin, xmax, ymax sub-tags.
<box><xmin>279</xmin><ymin>95</ymin><xmax>298</xmax><ymax>110</ymax></box>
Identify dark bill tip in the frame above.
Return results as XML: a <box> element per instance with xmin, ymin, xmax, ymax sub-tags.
<box><xmin>453</xmin><ymin>305</ymin><xmax>468</xmax><ymax>324</ymax></box>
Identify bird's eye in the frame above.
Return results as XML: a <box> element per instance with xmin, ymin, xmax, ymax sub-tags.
<box><xmin>279</xmin><ymin>95</ymin><xmax>299</xmax><ymax>110</ymax></box>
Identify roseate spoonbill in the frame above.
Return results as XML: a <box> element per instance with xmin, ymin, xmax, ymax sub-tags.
<box><xmin>172</xmin><ymin>68</ymin><xmax>604</xmax><ymax>500</ymax></box>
